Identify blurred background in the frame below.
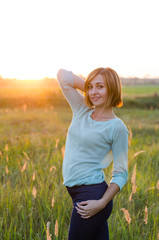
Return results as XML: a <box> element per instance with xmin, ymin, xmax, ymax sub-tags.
<box><xmin>0</xmin><ymin>1</ymin><xmax>159</xmax><ymax>239</ymax></box>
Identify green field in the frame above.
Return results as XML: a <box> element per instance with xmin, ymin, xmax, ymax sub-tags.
<box><xmin>122</xmin><ymin>85</ymin><xmax>159</xmax><ymax>96</ymax></box>
<box><xmin>0</xmin><ymin>85</ymin><xmax>159</xmax><ymax>239</ymax></box>
<box><xmin>0</xmin><ymin>84</ymin><xmax>159</xmax><ymax>109</ymax></box>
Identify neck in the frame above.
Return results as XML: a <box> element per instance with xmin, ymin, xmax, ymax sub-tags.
<box><xmin>92</xmin><ymin>106</ymin><xmax>116</xmax><ymax>120</ymax></box>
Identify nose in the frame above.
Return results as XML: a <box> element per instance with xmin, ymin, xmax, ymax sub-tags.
<box><xmin>90</xmin><ymin>86</ymin><xmax>97</xmax><ymax>95</ymax></box>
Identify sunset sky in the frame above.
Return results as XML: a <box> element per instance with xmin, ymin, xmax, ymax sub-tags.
<box><xmin>0</xmin><ymin>0</ymin><xmax>159</xmax><ymax>80</ymax></box>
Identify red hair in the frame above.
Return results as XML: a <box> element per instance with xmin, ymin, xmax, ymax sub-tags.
<box><xmin>84</xmin><ymin>67</ymin><xmax>123</xmax><ymax>108</ymax></box>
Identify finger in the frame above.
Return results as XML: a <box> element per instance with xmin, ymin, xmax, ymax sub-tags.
<box><xmin>81</xmin><ymin>215</ymin><xmax>91</xmax><ymax>219</ymax></box>
<box><xmin>75</xmin><ymin>206</ymin><xmax>87</xmax><ymax>214</ymax></box>
<box><xmin>77</xmin><ymin>210</ymin><xmax>87</xmax><ymax>215</ymax></box>
<box><xmin>76</xmin><ymin>205</ymin><xmax>87</xmax><ymax>211</ymax></box>
<box><xmin>75</xmin><ymin>207</ymin><xmax>83</xmax><ymax>213</ymax></box>
<box><xmin>77</xmin><ymin>201</ymin><xmax>88</xmax><ymax>206</ymax></box>
<box><xmin>77</xmin><ymin>210</ymin><xmax>89</xmax><ymax>218</ymax></box>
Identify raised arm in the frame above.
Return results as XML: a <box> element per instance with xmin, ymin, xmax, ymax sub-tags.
<box><xmin>57</xmin><ymin>69</ymin><xmax>85</xmax><ymax>113</ymax></box>
<box><xmin>57</xmin><ymin>69</ymin><xmax>85</xmax><ymax>91</ymax></box>
<box><xmin>73</xmin><ymin>73</ymin><xmax>85</xmax><ymax>92</ymax></box>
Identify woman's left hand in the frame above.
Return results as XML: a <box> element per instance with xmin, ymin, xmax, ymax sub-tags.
<box><xmin>75</xmin><ymin>199</ymin><xmax>105</xmax><ymax>219</ymax></box>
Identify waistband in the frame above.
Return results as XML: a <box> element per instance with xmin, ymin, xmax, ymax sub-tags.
<box><xmin>66</xmin><ymin>180</ymin><xmax>107</xmax><ymax>191</ymax></box>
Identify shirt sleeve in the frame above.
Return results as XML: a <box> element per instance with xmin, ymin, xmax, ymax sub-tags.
<box><xmin>57</xmin><ymin>69</ymin><xmax>85</xmax><ymax>114</ymax></box>
<box><xmin>110</xmin><ymin>121</ymin><xmax>129</xmax><ymax>190</ymax></box>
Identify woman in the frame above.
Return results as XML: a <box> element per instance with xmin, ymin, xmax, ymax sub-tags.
<box><xmin>57</xmin><ymin>67</ymin><xmax>128</xmax><ymax>240</ymax></box>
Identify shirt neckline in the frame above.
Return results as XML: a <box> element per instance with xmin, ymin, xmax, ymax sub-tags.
<box><xmin>88</xmin><ymin>109</ymin><xmax>118</xmax><ymax>123</ymax></box>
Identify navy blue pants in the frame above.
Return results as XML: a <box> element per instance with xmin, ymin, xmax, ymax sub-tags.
<box><xmin>66</xmin><ymin>181</ymin><xmax>113</xmax><ymax>240</ymax></box>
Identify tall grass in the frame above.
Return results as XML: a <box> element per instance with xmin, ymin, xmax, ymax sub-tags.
<box><xmin>0</xmin><ymin>86</ymin><xmax>159</xmax><ymax>239</ymax></box>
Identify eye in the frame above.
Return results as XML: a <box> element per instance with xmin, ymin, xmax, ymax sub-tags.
<box><xmin>88</xmin><ymin>85</ymin><xmax>92</xmax><ymax>89</ymax></box>
<box><xmin>97</xmin><ymin>85</ymin><xmax>104</xmax><ymax>89</ymax></box>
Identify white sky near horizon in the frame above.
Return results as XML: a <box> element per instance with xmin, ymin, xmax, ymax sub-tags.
<box><xmin>0</xmin><ymin>0</ymin><xmax>159</xmax><ymax>80</ymax></box>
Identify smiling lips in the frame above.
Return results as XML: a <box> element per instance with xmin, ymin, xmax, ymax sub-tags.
<box><xmin>91</xmin><ymin>96</ymin><xmax>101</xmax><ymax>101</ymax></box>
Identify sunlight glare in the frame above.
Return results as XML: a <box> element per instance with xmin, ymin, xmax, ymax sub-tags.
<box><xmin>0</xmin><ymin>0</ymin><xmax>159</xmax><ymax>80</ymax></box>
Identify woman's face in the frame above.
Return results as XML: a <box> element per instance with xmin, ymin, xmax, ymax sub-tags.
<box><xmin>88</xmin><ymin>74</ymin><xmax>107</xmax><ymax>108</ymax></box>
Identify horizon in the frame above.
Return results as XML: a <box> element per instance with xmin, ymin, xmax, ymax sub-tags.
<box><xmin>1</xmin><ymin>74</ymin><xmax>159</xmax><ymax>81</ymax></box>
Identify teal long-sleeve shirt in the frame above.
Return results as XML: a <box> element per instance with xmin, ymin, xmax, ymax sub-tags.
<box><xmin>57</xmin><ymin>69</ymin><xmax>129</xmax><ymax>190</ymax></box>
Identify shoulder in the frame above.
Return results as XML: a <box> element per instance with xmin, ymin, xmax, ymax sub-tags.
<box><xmin>110</xmin><ymin>118</ymin><xmax>129</xmax><ymax>147</ymax></box>
<box><xmin>112</xmin><ymin>118</ymin><xmax>129</xmax><ymax>136</ymax></box>
<box><xmin>73</xmin><ymin>102</ymin><xmax>90</xmax><ymax>117</ymax></box>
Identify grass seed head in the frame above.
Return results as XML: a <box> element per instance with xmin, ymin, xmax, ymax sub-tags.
<box><xmin>32</xmin><ymin>186</ymin><xmax>37</xmax><ymax>198</ymax></box>
<box><xmin>50</xmin><ymin>166</ymin><xmax>56</xmax><ymax>172</ymax></box>
<box><xmin>51</xmin><ymin>196</ymin><xmax>55</xmax><ymax>208</ymax></box>
<box><xmin>155</xmin><ymin>124</ymin><xmax>159</xmax><ymax>131</ymax></box>
<box><xmin>21</xmin><ymin>161</ymin><xmax>27</xmax><ymax>173</ymax></box>
<box><xmin>5</xmin><ymin>144</ymin><xmax>8</xmax><ymax>152</ymax></box>
<box><xmin>131</xmin><ymin>164</ymin><xmax>137</xmax><ymax>194</ymax></box>
<box><xmin>61</xmin><ymin>146</ymin><xmax>65</xmax><ymax>159</ymax></box>
<box><xmin>47</xmin><ymin>221</ymin><xmax>52</xmax><ymax>240</ymax></box>
<box><xmin>23</xmin><ymin>151</ymin><xmax>30</xmax><ymax>161</ymax></box>
<box><xmin>32</xmin><ymin>172</ymin><xmax>36</xmax><ymax>181</ymax></box>
<box><xmin>144</xmin><ymin>206</ymin><xmax>148</xmax><ymax>224</ymax></box>
<box><xmin>121</xmin><ymin>208</ymin><xmax>131</xmax><ymax>224</ymax></box>
<box><xmin>54</xmin><ymin>220</ymin><xmax>58</xmax><ymax>236</ymax></box>
<box><xmin>145</xmin><ymin>187</ymin><xmax>155</xmax><ymax>192</ymax></box>
<box><xmin>129</xmin><ymin>192</ymin><xmax>132</xmax><ymax>202</ymax></box>
<box><xmin>133</xmin><ymin>150</ymin><xmax>145</xmax><ymax>158</ymax></box>
<box><xmin>55</xmin><ymin>138</ymin><xmax>60</xmax><ymax>149</ymax></box>
<box><xmin>5</xmin><ymin>166</ymin><xmax>9</xmax><ymax>174</ymax></box>
<box><xmin>0</xmin><ymin>151</ymin><xmax>3</xmax><ymax>157</ymax></box>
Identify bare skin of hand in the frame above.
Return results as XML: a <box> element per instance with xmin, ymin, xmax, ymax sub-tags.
<box><xmin>75</xmin><ymin>183</ymin><xmax>119</xmax><ymax>219</ymax></box>
<box><xmin>75</xmin><ymin>200</ymin><xmax>105</xmax><ymax>219</ymax></box>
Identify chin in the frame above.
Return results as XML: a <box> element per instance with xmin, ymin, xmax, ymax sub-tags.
<box><xmin>93</xmin><ymin>103</ymin><xmax>104</xmax><ymax>107</ymax></box>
